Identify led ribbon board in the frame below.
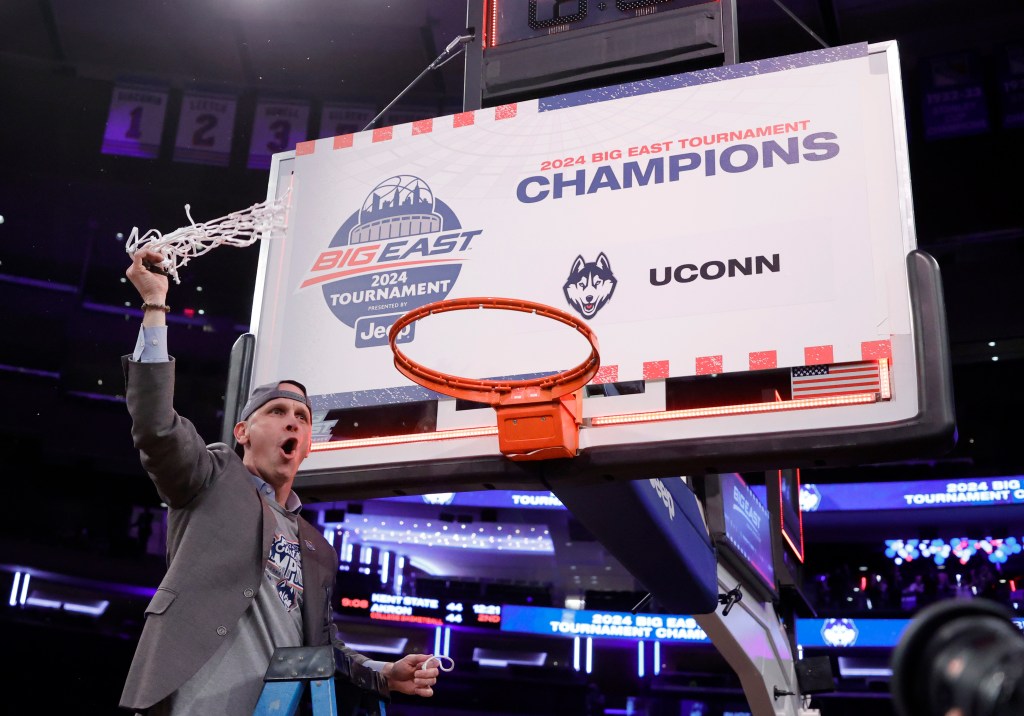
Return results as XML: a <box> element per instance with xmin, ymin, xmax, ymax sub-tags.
<box><xmin>248</xmin><ymin>42</ymin><xmax>953</xmax><ymax>497</ymax></box>
<box><xmin>797</xmin><ymin>618</ymin><xmax>913</xmax><ymax>649</ymax></box>
<box><xmin>336</xmin><ymin>592</ymin><xmax>504</xmax><ymax>628</ymax></box>
<box><xmin>501</xmin><ymin>605</ymin><xmax>711</xmax><ymax>643</ymax></box>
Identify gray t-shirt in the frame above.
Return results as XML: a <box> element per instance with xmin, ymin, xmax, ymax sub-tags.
<box><xmin>150</xmin><ymin>491</ymin><xmax>304</xmax><ymax>716</ymax></box>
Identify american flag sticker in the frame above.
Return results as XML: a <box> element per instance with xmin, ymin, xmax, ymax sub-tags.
<box><xmin>791</xmin><ymin>361</ymin><xmax>882</xmax><ymax>399</ymax></box>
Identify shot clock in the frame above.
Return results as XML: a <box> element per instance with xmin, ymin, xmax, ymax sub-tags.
<box><xmin>490</xmin><ymin>0</ymin><xmax>714</xmax><ymax>46</ymax></box>
<box><xmin>463</xmin><ymin>0</ymin><xmax>737</xmax><ymax>108</ymax></box>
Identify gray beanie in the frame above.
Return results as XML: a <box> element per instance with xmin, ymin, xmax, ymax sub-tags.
<box><xmin>239</xmin><ymin>379</ymin><xmax>311</xmax><ymax>422</ymax></box>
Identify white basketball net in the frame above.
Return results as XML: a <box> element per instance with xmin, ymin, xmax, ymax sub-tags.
<box><xmin>125</xmin><ymin>191</ymin><xmax>290</xmax><ymax>284</ymax></box>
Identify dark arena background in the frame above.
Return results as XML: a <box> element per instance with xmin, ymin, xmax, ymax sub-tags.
<box><xmin>2</xmin><ymin>1</ymin><xmax>1023</xmax><ymax>715</ymax></box>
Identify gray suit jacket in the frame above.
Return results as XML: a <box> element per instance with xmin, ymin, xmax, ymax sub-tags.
<box><xmin>119</xmin><ymin>357</ymin><xmax>366</xmax><ymax>710</ymax></box>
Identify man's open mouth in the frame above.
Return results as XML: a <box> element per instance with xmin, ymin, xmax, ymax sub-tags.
<box><xmin>281</xmin><ymin>437</ymin><xmax>299</xmax><ymax>457</ymax></box>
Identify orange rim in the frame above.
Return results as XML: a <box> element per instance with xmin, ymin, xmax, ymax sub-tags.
<box><xmin>388</xmin><ymin>297</ymin><xmax>601</xmax><ymax>405</ymax></box>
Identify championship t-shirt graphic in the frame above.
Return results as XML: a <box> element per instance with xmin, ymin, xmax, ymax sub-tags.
<box><xmin>266</xmin><ymin>533</ymin><xmax>303</xmax><ymax>611</ymax></box>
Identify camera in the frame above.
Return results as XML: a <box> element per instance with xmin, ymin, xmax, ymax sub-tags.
<box><xmin>890</xmin><ymin>598</ymin><xmax>1024</xmax><ymax>716</ymax></box>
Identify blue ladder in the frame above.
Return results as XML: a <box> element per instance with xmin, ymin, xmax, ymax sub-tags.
<box><xmin>254</xmin><ymin>646</ymin><xmax>389</xmax><ymax>716</ymax></box>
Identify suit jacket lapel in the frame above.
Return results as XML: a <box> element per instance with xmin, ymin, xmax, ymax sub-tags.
<box><xmin>297</xmin><ymin>518</ymin><xmax>327</xmax><ymax>646</ymax></box>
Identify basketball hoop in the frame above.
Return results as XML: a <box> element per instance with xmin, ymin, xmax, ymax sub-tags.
<box><xmin>388</xmin><ymin>297</ymin><xmax>601</xmax><ymax>461</ymax></box>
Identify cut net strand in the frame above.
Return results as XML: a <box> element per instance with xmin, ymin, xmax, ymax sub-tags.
<box><xmin>125</xmin><ymin>191</ymin><xmax>290</xmax><ymax>283</ymax></box>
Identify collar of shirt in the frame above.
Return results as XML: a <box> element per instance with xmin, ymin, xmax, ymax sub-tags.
<box><xmin>249</xmin><ymin>473</ymin><xmax>302</xmax><ymax>514</ymax></box>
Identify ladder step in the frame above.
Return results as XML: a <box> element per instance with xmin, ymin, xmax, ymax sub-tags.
<box><xmin>253</xmin><ymin>680</ymin><xmax>304</xmax><ymax>715</ymax></box>
<box><xmin>309</xmin><ymin>678</ymin><xmax>339</xmax><ymax>716</ymax></box>
<box><xmin>255</xmin><ymin>646</ymin><xmax>387</xmax><ymax>716</ymax></box>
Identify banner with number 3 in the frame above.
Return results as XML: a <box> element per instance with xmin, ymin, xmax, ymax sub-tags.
<box><xmin>247</xmin><ymin>98</ymin><xmax>310</xmax><ymax>170</ymax></box>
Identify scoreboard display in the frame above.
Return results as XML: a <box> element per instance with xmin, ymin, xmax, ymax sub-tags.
<box><xmin>337</xmin><ymin>591</ymin><xmax>504</xmax><ymax>629</ymax></box>
<box><xmin>701</xmin><ymin>473</ymin><xmax>778</xmax><ymax>603</ymax></box>
<box><xmin>463</xmin><ymin>0</ymin><xmax>737</xmax><ymax>108</ymax></box>
<box><xmin>488</xmin><ymin>0</ymin><xmax>714</xmax><ymax>46</ymax></box>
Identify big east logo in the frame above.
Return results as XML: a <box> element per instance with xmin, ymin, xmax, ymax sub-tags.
<box><xmin>299</xmin><ymin>175</ymin><xmax>483</xmax><ymax>347</ymax></box>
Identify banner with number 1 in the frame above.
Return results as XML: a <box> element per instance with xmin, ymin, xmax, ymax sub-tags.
<box><xmin>101</xmin><ymin>84</ymin><xmax>169</xmax><ymax>158</ymax></box>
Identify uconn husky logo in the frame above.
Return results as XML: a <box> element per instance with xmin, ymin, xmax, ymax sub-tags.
<box><xmin>563</xmin><ymin>253</ymin><xmax>617</xmax><ymax>319</ymax></box>
<box><xmin>821</xmin><ymin>618</ymin><xmax>859</xmax><ymax>647</ymax></box>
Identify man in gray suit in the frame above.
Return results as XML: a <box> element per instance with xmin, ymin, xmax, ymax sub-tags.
<box><xmin>121</xmin><ymin>248</ymin><xmax>442</xmax><ymax>715</ymax></box>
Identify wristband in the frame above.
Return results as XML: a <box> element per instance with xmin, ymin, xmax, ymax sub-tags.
<box><xmin>420</xmin><ymin>654</ymin><xmax>455</xmax><ymax>671</ymax></box>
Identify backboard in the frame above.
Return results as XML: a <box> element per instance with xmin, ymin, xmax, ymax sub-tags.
<box><xmin>238</xmin><ymin>41</ymin><xmax>954</xmax><ymax>500</ymax></box>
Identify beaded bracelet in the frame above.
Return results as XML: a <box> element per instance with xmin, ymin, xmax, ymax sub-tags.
<box><xmin>141</xmin><ymin>303</ymin><xmax>171</xmax><ymax>313</ymax></box>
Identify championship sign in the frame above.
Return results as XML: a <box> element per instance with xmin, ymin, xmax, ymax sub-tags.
<box><xmin>257</xmin><ymin>43</ymin><xmax>906</xmax><ymax>394</ymax></box>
